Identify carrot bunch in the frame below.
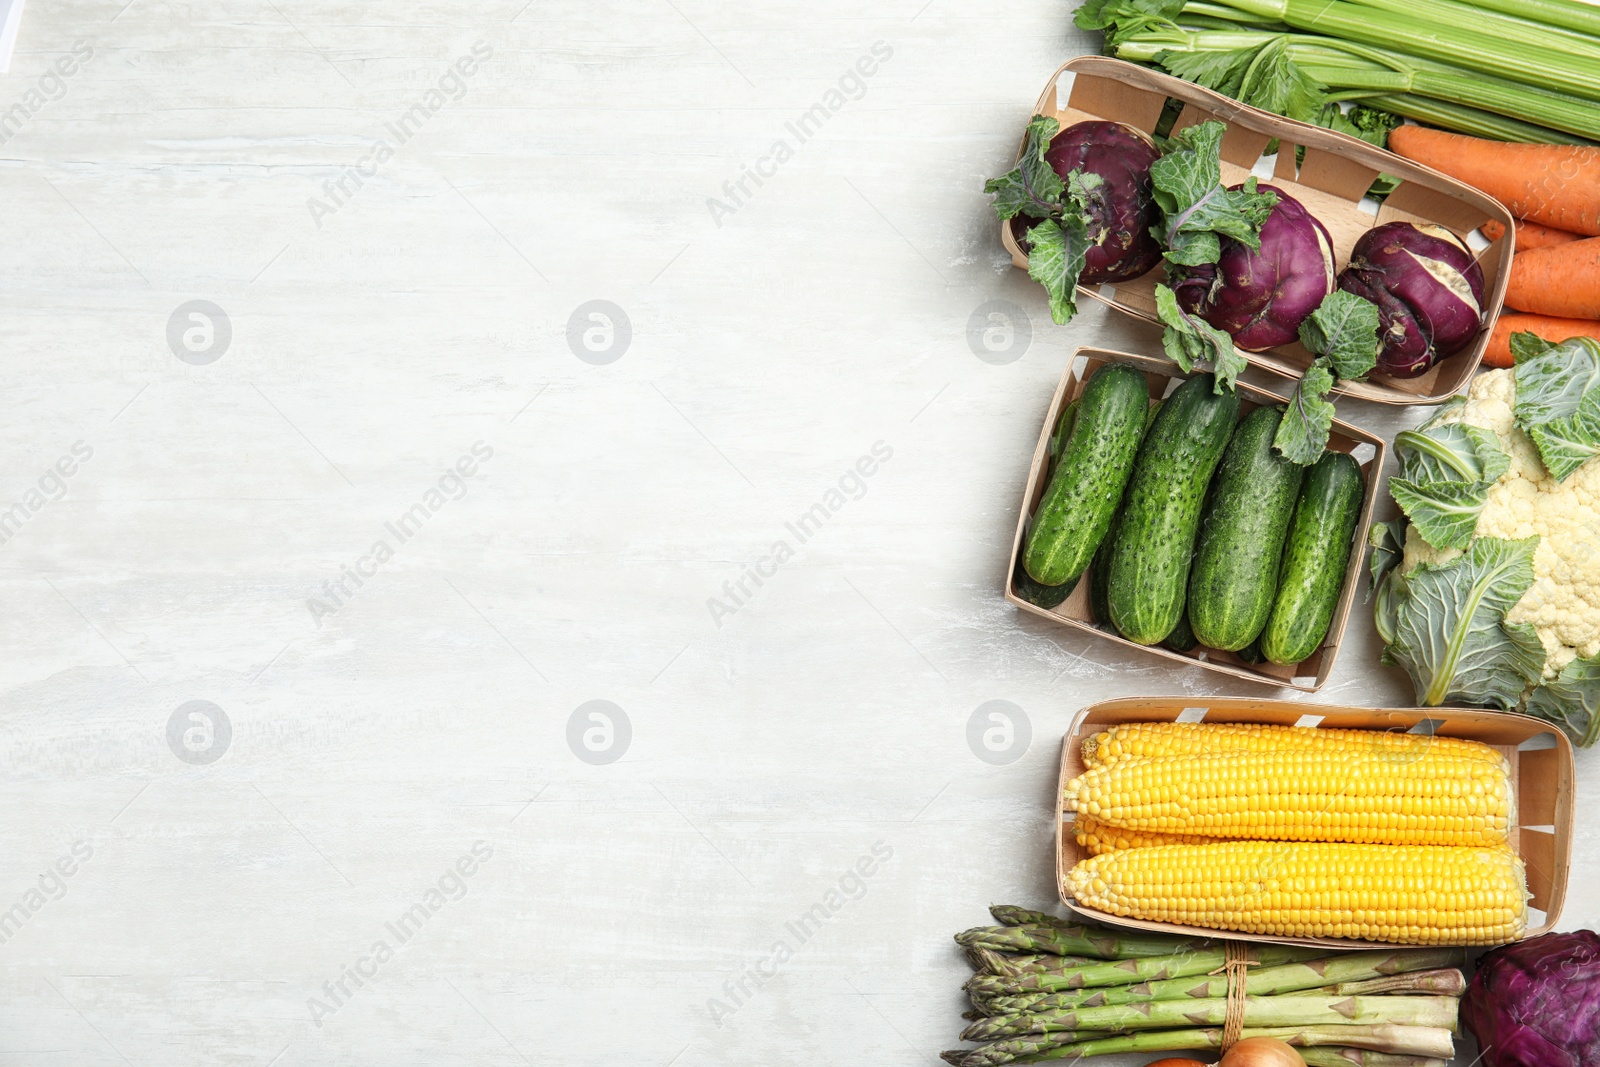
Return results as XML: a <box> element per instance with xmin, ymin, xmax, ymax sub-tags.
<box><xmin>1389</xmin><ymin>126</ymin><xmax>1600</xmax><ymax>367</ymax></box>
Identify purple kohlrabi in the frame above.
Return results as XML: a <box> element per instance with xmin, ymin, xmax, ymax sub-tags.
<box><xmin>1463</xmin><ymin>929</ymin><xmax>1600</xmax><ymax>1067</ymax></box>
<box><xmin>1009</xmin><ymin>120</ymin><xmax>1164</xmax><ymax>284</ymax></box>
<box><xmin>1169</xmin><ymin>183</ymin><xmax>1335</xmax><ymax>352</ymax></box>
<box><xmin>1339</xmin><ymin>220</ymin><xmax>1485</xmax><ymax>377</ymax></box>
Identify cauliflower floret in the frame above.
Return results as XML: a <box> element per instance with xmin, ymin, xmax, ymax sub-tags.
<box><xmin>1420</xmin><ymin>369</ymin><xmax>1600</xmax><ymax>677</ymax></box>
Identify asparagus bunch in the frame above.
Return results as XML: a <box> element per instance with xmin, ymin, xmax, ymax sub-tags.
<box><xmin>944</xmin><ymin>906</ymin><xmax>1465</xmax><ymax>1067</ymax></box>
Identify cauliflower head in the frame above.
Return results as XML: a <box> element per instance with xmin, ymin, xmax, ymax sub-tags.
<box><xmin>1402</xmin><ymin>369</ymin><xmax>1600</xmax><ymax>676</ymax></box>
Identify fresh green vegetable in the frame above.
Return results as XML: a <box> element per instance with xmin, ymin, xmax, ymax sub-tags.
<box><xmin>1088</xmin><ymin>519</ymin><xmax>1118</xmax><ymax>632</ymax></box>
<box><xmin>962</xmin><ymin>994</ymin><xmax>1459</xmax><ymax>1039</ymax></box>
<box><xmin>1011</xmin><ymin>559</ymin><xmax>1076</xmax><ymax>609</ymax></box>
<box><xmin>1274</xmin><ymin>290</ymin><xmax>1382</xmax><ymax>465</ymax></box>
<box><xmin>1163</xmin><ymin>607</ymin><xmax>1198</xmax><ymax>652</ymax></box>
<box><xmin>1022</xmin><ymin>363</ymin><xmax>1151</xmax><ymax>586</ymax></box>
<box><xmin>955</xmin><ymin>919</ymin><xmax>1211</xmax><ymax>959</ymax></box>
<box><xmin>1260</xmin><ymin>450</ymin><xmax>1364</xmax><ymax>664</ymax></box>
<box><xmin>976</xmin><ymin>949</ymin><xmax>1455</xmax><ymax>1013</ymax></box>
<box><xmin>946</xmin><ymin>908</ymin><xmax>1467</xmax><ymax>1067</ymax></box>
<box><xmin>1107</xmin><ymin>373</ymin><xmax>1241</xmax><ymax>644</ymax></box>
<box><xmin>1046</xmin><ymin>398</ymin><xmax>1080</xmax><ymax>469</ymax></box>
<box><xmin>1154</xmin><ymin>283</ymin><xmax>1248</xmax><ymax>393</ymax></box>
<box><xmin>1149</xmin><ymin>120</ymin><xmax>1278</xmax><ymax>267</ymax></box>
<box><xmin>964</xmin><ymin>943</ymin><xmax>1332</xmax><ymax>999</ymax></box>
<box><xmin>1081</xmin><ymin>0</ymin><xmax>1600</xmax><ymax>143</ymax></box>
<box><xmin>1188</xmin><ymin>406</ymin><xmax>1305</xmax><ymax>650</ymax></box>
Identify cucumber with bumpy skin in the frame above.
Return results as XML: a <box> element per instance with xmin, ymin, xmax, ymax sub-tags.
<box><xmin>1163</xmin><ymin>608</ymin><xmax>1199</xmax><ymax>653</ymax></box>
<box><xmin>1188</xmin><ymin>406</ymin><xmax>1306</xmax><ymax>652</ymax></box>
<box><xmin>1106</xmin><ymin>373</ymin><xmax>1240</xmax><ymax>645</ymax></box>
<box><xmin>1022</xmin><ymin>363</ymin><xmax>1150</xmax><ymax>587</ymax></box>
<box><xmin>1261</xmin><ymin>450</ymin><xmax>1366</xmax><ymax>665</ymax></box>
<box><xmin>1012</xmin><ymin>558</ymin><xmax>1076</xmax><ymax>610</ymax></box>
<box><xmin>1089</xmin><ymin>516</ymin><xmax>1118</xmax><ymax>632</ymax></box>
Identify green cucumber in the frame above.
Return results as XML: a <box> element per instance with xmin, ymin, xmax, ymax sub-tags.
<box><xmin>1047</xmin><ymin>398</ymin><xmax>1079</xmax><ymax>470</ymax></box>
<box><xmin>1022</xmin><ymin>363</ymin><xmax>1150</xmax><ymax>587</ymax></box>
<box><xmin>1163</xmin><ymin>607</ymin><xmax>1198</xmax><ymax>653</ymax></box>
<box><xmin>1107</xmin><ymin>373</ymin><xmax>1240</xmax><ymax>645</ymax></box>
<box><xmin>1088</xmin><ymin>516</ymin><xmax>1118</xmax><ymax>632</ymax></box>
<box><xmin>1187</xmin><ymin>406</ymin><xmax>1307</xmax><ymax>652</ymax></box>
<box><xmin>1012</xmin><ymin>558</ymin><xmax>1076</xmax><ymax>610</ymax></box>
<box><xmin>1261</xmin><ymin>450</ymin><xmax>1366</xmax><ymax>665</ymax></box>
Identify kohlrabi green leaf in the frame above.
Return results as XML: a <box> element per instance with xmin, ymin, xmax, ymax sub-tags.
<box><xmin>1150</xmin><ymin>120</ymin><xmax>1278</xmax><ymax>267</ymax></box>
<box><xmin>1525</xmin><ymin>652</ymin><xmax>1600</xmax><ymax>747</ymax></box>
<box><xmin>1153</xmin><ymin>283</ymin><xmax>1245</xmax><ymax>392</ymax></box>
<box><xmin>1513</xmin><ymin>338</ymin><xmax>1600</xmax><ymax>481</ymax></box>
<box><xmin>1383</xmin><ymin>535</ymin><xmax>1544</xmax><ymax>709</ymax></box>
<box><xmin>1387</xmin><ymin>478</ymin><xmax>1494</xmax><ymax>550</ymax></box>
<box><xmin>985</xmin><ymin>115</ymin><xmax>1065</xmax><ymax>222</ymax></box>
<box><xmin>1024</xmin><ymin>214</ymin><xmax>1093</xmax><ymax>325</ymax></box>
<box><xmin>1273</xmin><ymin>362</ymin><xmax>1337</xmax><ymax>466</ymax></box>
<box><xmin>1509</xmin><ymin>330</ymin><xmax>1556</xmax><ymax>364</ymax></box>
<box><xmin>1299</xmin><ymin>290</ymin><xmax>1381</xmax><ymax>382</ymax></box>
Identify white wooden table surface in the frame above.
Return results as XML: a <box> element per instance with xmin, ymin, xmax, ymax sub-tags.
<box><xmin>0</xmin><ymin>2</ymin><xmax>1590</xmax><ymax>1064</ymax></box>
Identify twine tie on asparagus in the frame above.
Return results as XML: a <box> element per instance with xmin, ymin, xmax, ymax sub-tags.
<box><xmin>1209</xmin><ymin>941</ymin><xmax>1259</xmax><ymax>1051</ymax></box>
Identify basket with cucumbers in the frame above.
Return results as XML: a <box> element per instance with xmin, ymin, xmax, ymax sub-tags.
<box><xmin>1007</xmin><ymin>349</ymin><xmax>1383</xmax><ymax>690</ymax></box>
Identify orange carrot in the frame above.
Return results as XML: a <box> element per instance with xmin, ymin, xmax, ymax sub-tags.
<box><xmin>1484</xmin><ymin>312</ymin><xmax>1600</xmax><ymax>368</ymax></box>
<box><xmin>1505</xmin><ymin>237</ymin><xmax>1600</xmax><ymax>319</ymax></box>
<box><xmin>1388</xmin><ymin>126</ymin><xmax>1600</xmax><ymax>237</ymax></box>
<box><xmin>1481</xmin><ymin>217</ymin><xmax>1585</xmax><ymax>251</ymax></box>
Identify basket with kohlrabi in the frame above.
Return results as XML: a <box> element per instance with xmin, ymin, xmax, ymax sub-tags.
<box><xmin>1370</xmin><ymin>335</ymin><xmax>1600</xmax><ymax>744</ymax></box>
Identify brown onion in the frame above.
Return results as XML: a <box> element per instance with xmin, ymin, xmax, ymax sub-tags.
<box><xmin>1219</xmin><ymin>1037</ymin><xmax>1306</xmax><ymax>1067</ymax></box>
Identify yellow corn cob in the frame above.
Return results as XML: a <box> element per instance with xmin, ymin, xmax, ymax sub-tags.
<box><xmin>1072</xmin><ymin>814</ymin><xmax>1218</xmax><ymax>855</ymax></box>
<box><xmin>1081</xmin><ymin>721</ymin><xmax>1507</xmax><ymax>771</ymax></box>
<box><xmin>1064</xmin><ymin>749</ymin><xmax>1513</xmax><ymax>847</ymax></box>
<box><xmin>1067</xmin><ymin>840</ymin><xmax>1528</xmax><ymax>946</ymax></box>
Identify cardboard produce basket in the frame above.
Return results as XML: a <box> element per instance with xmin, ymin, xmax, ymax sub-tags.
<box><xmin>1002</xmin><ymin>56</ymin><xmax>1515</xmax><ymax>405</ymax></box>
<box><xmin>1005</xmin><ymin>347</ymin><xmax>1384</xmax><ymax>691</ymax></box>
<box><xmin>1055</xmin><ymin>698</ymin><xmax>1575</xmax><ymax>950</ymax></box>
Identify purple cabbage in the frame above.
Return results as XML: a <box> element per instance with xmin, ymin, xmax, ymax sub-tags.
<box><xmin>1170</xmin><ymin>183</ymin><xmax>1335</xmax><ymax>352</ymax></box>
<box><xmin>1008</xmin><ymin>120</ymin><xmax>1163</xmax><ymax>284</ymax></box>
<box><xmin>1339</xmin><ymin>221</ymin><xmax>1486</xmax><ymax>378</ymax></box>
<box><xmin>1463</xmin><ymin>930</ymin><xmax>1600</xmax><ymax>1067</ymax></box>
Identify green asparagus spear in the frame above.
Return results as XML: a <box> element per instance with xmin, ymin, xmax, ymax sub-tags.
<box><xmin>946</xmin><ymin>1022</ymin><xmax>1456</xmax><ymax>1067</ymax></box>
<box><xmin>963</xmin><ymin>945</ymin><xmax>1097</xmax><ymax>976</ymax></box>
<box><xmin>971</xmin><ymin>948</ymin><xmax>1456</xmax><ymax>1012</ymax></box>
<box><xmin>1301</xmin><ymin>1051</ymin><xmax>1450</xmax><ymax>1067</ymax></box>
<box><xmin>955</xmin><ymin>920</ymin><xmax>1212</xmax><ymax>959</ymax></box>
<box><xmin>963</xmin><ymin>943</ymin><xmax>1330</xmax><ymax>997</ymax></box>
<box><xmin>1289</xmin><ymin>969</ymin><xmax>1467</xmax><ymax>998</ymax></box>
<box><xmin>960</xmin><ymin>995</ymin><xmax>1460</xmax><ymax>1041</ymax></box>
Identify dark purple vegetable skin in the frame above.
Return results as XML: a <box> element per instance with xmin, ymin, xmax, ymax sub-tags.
<box><xmin>1170</xmin><ymin>184</ymin><xmax>1335</xmax><ymax>352</ymax></box>
<box><xmin>1339</xmin><ymin>221</ymin><xmax>1486</xmax><ymax>378</ymax></box>
<box><xmin>1463</xmin><ymin>929</ymin><xmax>1600</xmax><ymax>1067</ymax></box>
<box><xmin>1008</xmin><ymin>120</ymin><xmax>1163</xmax><ymax>284</ymax></box>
